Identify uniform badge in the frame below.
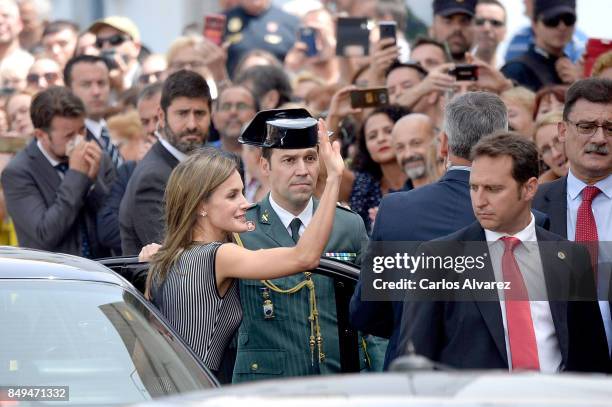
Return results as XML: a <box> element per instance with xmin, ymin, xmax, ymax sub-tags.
<box><xmin>264</xmin><ymin>34</ymin><xmax>282</xmax><ymax>45</ymax></box>
<box><xmin>226</xmin><ymin>33</ymin><xmax>243</xmax><ymax>44</ymax></box>
<box><xmin>260</xmin><ymin>287</ymin><xmax>275</xmax><ymax>319</ymax></box>
<box><xmin>260</xmin><ymin>209</ymin><xmax>271</xmax><ymax>224</ymax></box>
<box><xmin>557</xmin><ymin>251</ymin><xmax>566</xmax><ymax>260</ymax></box>
<box><xmin>228</xmin><ymin>17</ymin><xmax>242</xmax><ymax>32</ymax></box>
<box><xmin>266</xmin><ymin>21</ymin><xmax>279</xmax><ymax>32</ymax></box>
<box><xmin>325</xmin><ymin>252</ymin><xmax>357</xmax><ymax>262</ymax></box>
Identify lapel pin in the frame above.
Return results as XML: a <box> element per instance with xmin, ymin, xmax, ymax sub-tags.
<box><xmin>261</xmin><ymin>209</ymin><xmax>270</xmax><ymax>224</ymax></box>
<box><xmin>557</xmin><ymin>251</ymin><xmax>566</xmax><ymax>260</ymax></box>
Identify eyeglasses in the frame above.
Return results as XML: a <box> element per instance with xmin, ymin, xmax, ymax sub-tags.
<box><xmin>218</xmin><ymin>102</ymin><xmax>254</xmax><ymax>112</ymax></box>
<box><xmin>541</xmin><ymin>13</ymin><xmax>576</xmax><ymax>28</ymax></box>
<box><xmin>26</xmin><ymin>72</ymin><xmax>60</xmax><ymax>84</ymax></box>
<box><xmin>95</xmin><ymin>33</ymin><xmax>130</xmax><ymax>49</ymax></box>
<box><xmin>566</xmin><ymin>120</ymin><xmax>612</xmax><ymax>137</ymax></box>
<box><xmin>474</xmin><ymin>17</ymin><xmax>505</xmax><ymax>28</ymax></box>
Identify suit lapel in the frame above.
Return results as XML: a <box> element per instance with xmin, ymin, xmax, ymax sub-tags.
<box><xmin>27</xmin><ymin>141</ymin><xmax>61</xmax><ymax>190</ymax></box>
<box><xmin>258</xmin><ymin>195</ymin><xmax>295</xmax><ymax>247</ymax></box>
<box><xmin>462</xmin><ymin>223</ymin><xmax>508</xmax><ymax>365</ymax></box>
<box><xmin>536</xmin><ymin>227</ymin><xmax>570</xmax><ymax>364</ymax></box>
<box><xmin>544</xmin><ymin>178</ymin><xmax>568</xmax><ymax>238</ymax></box>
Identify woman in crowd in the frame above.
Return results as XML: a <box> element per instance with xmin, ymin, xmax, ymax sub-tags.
<box><xmin>500</xmin><ymin>86</ymin><xmax>535</xmax><ymax>139</ymax></box>
<box><xmin>533</xmin><ymin>85</ymin><xmax>567</xmax><ymax>122</ymax></box>
<box><xmin>5</xmin><ymin>91</ymin><xmax>34</xmax><ymax>139</ymax></box>
<box><xmin>145</xmin><ymin>122</ymin><xmax>343</xmax><ymax>382</ymax></box>
<box><xmin>533</xmin><ymin>111</ymin><xmax>568</xmax><ymax>184</ymax></box>
<box><xmin>349</xmin><ymin>104</ymin><xmax>408</xmax><ymax>232</ymax></box>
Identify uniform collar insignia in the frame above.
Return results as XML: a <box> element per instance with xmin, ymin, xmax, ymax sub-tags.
<box><xmin>260</xmin><ymin>209</ymin><xmax>271</xmax><ymax>224</ymax></box>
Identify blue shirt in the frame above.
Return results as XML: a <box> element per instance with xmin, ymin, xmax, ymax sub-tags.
<box><xmin>505</xmin><ymin>25</ymin><xmax>587</xmax><ymax>64</ymax></box>
<box><xmin>566</xmin><ymin>169</ymin><xmax>612</xmax><ymax>354</ymax></box>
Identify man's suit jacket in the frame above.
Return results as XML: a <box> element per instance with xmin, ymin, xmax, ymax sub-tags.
<box><xmin>232</xmin><ymin>194</ymin><xmax>386</xmax><ymax>382</ymax></box>
<box><xmin>350</xmin><ymin>170</ymin><xmax>551</xmax><ymax>368</ymax></box>
<box><xmin>400</xmin><ymin>221</ymin><xmax>609</xmax><ymax>373</ymax></box>
<box><xmin>1</xmin><ymin>139</ymin><xmax>115</xmax><ymax>257</ymax></box>
<box><xmin>97</xmin><ymin>160</ymin><xmax>137</xmax><ymax>255</ymax></box>
<box><xmin>119</xmin><ymin>142</ymin><xmax>179</xmax><ymax>255</ymax></box>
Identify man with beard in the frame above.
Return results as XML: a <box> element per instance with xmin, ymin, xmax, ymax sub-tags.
<box><xmin>429</xmin><ymin>0</ymin><xmax>476</xmax><ymax>63</ymax></box>
<box><xmin>119</xmin><ymin>70</ymin><xmax>211</xmax><ymax>255</ymax></box>
<box><xmin>211</xmin><ymin>85</ymin><xmax>257</xmax><ymax>154</ymax></box>
<box><xmin>391</xmin><ymin>113</ymin><xmax>439</xmax><ymax>189</ymax></box>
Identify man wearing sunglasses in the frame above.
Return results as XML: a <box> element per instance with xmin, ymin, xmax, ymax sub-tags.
<box><xmin>26</xmin><ymin>57</ymin><xmax>63</xmax><ymax>93</ymax></box>
<box><xmin>87</xmin><ymin>16</ymin><xmax>142</xmax><ymax>89</ymax></box>
<box><xmin>473</xmin><ymin>0</ymin><xmax>507</xmax><ymax>67</ymax></box>
<box><xmin>501</xmin><ymin>0</ymin><xmax>580</xmax><ymax>92</ymax></box>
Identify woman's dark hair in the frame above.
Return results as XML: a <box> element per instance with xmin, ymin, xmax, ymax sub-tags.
<box><xmin>160</xmin><ymin>69</ymin><xmax>211</xmax><ymax>114</ymax></box>
<box><xmin>352</xmin><ymin>104</ymin><xmax>410</xmax><ymax>179</ymax></box>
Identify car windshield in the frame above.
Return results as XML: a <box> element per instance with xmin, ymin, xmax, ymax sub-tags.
<box><xmin>0</xmin><ymin>280</ymin><xmax>214</xmax><ymax>405</ymax></box>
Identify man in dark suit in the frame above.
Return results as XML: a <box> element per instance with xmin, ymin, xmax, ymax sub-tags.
<box><xmin>64</xmin><ymin>54</ymin><xmax>123</xmax><ymax>169</ymax></box>
<box><xmin>350</xmin><ymin>91</ymin><xmax>510</xmax><ymax>368</ymax></box>
<box><xmin>2</xmin><ymin>86</ymin><xmax>115</xmax><ymax>258</ymax></box>
<box><xmin>398</xmin><ymin>132</ymin><xmax>608</xmax><ymax>372</ymax></box>
<box><xmin>533</xmin><ymin>77</ymin><xmax>612</xmax><ymax>356</ymax></box>
<box><xmin>119</xmin><ymin>70</ymin><xmax>211</xmax><ymax>255</ymax></box>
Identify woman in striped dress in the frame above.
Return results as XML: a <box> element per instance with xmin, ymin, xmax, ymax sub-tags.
<box><xmin>144</xmin><ymin>119</ymin><xmax>343</xmax><ymax>381</ymax></box>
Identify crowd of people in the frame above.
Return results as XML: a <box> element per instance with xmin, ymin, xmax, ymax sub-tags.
<box><xmin>0</xmin><ymin>0</ymin><xmax>610</xmax><ymax>384</ymax></box>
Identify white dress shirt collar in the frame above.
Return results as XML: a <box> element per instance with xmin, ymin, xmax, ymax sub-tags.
<box><xmin>484</xmin><ymin>213</ymin><xmax>537</xmax><ymax>245</ymax></box>
<box><xmin>269</xmin><ymin>193</ymin><xmax>314</xmax><ymax>232</ymax></box>
<box><xmin>85</xmin><ymin>118</ymin><xmax>107</xmax><ymax>140</ymax></box>
<box><xmin>36</xmin><ymin>139</ymin><xmax>60</xmax><ymax>168</ymax></box>
<box><xmin>156</xmin><ymin>131</ymin><xmax>187</xmax><ymax>162</ymax></box>
<box><xmin>567</xmin><ymin>169</ymin><xmax>612</xmax><ymax>200</ymax></box>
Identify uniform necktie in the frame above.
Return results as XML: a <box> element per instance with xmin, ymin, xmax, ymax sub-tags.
<box><xmin>501</xmin><ymin>236</ymin><xmax>540</xmax><ymax>371</ymax></box>
<box><xmin>575</xmin><ymin>186</ymin><xmax>601</xmax><ymax>275</ymax></box>
<box><xmin>289</xmin><ymin>218</ymin><xmax>302</xmax><ymax>244</ymax></box>
<box><xmin>100</xmin><ymin>126</ymin><xmax>123</xmax><ymax>168</ymax></box>
<box><xmin>56</xmin><ymin>162</ymin><xmax>91</xmax><ymax>258</ymax></box>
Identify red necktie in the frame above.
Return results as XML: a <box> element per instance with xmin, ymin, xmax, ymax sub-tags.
<box><xmin>501</xmin><ymin>236</ymin><xmax>540</xmax><ymax>371</ymax></box>
<box><xmin>575</xmin><ymin>186</ymin><xmax>601</xmax><ymax>274</ymax></box>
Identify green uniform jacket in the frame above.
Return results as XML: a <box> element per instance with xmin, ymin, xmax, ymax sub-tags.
<box><xmin>232</xmin><ymin>195</ymin><xmax>383</xmax><ymax>382</ymax></box>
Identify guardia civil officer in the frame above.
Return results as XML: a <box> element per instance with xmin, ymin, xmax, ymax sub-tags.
<box><xmin>233</xmin><ymin>109</ymin><xmax>385</xmax><ymax>382</ymax></box>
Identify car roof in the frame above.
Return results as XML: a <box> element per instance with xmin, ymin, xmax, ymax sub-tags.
<box><xmin>0</xmin><ymin>246</ymin><xmax>130</xmax><ymax>287</ymax></box>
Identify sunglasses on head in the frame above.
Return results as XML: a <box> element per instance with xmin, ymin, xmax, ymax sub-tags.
<box><xmin>95</xmin><ymin>33</ymin><xmax>130</xmax><ymax>49</ymax></box>
<box><xmin>27</xmin><ymin>72</ymin><xmax>60</xmax><ymax>84</ymax></box>
<box><xmin>541</xmin><ymin>13</ymin><xmax>576</xmax><ymax>28</ymax></box>
<box><xmin>474</xmin><ymin>17</ymin><xmax>504</xmax><ymax>28</ymax></box>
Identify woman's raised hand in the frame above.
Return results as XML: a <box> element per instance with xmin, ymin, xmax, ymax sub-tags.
<box><xmin>317</xmin><ymin>118</ymin><xmax>344</xmax><ymax>180</ymax></box>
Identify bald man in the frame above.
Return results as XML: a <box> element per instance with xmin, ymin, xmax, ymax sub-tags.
<box><xmin>391</xmin><ymin>113</ymin><xmax>440</xmax><ymax>188</ymax></box>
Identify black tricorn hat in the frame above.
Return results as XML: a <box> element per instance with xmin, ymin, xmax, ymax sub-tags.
<box><xmin>238</xmin><ymin>108</ymin><xmax>319</xmax><ymax>149</ymax></box>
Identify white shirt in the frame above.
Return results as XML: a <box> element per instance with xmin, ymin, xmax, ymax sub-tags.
<box><xmin>485</xmin><ymin>214</ymin><xmax>562</xmax><ymax>373</ymax></box>
<box><xmin>269</xmin><ymin>193</ymin><xmax>313</xmax><ymax>238</ymax></box>
<box><xmin>566</xmin><ymin>169</ymin><xmax>612</xmax><ymax>353</ymax></box>
<box><xmin>84</xmin><ymin>118</ymin><xmax>107</xmax><ymax>141</ymax></box>
<box><xmin>155</xmin><ymin>131</ymin><xmax>187</xmax><ymax>163</ymax></box>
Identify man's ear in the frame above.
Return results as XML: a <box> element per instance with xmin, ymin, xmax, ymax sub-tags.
<box><xmin>439</xmin><ymin>131</ymin><xmax>449</xmax><ymax>159</ymax></box>
<box><xmin>259</xmin><ymin>155</ymin><xmax>271</xmax><ymax>176</ymax></box>
<box><xmin>157</xmin><ymin>107</ymin><xmax>165</xmax><ymax>129</ymax></box>
<box><xmin>557</xmin><ymin>121</ymin><xmax>567</xmax><ymax>143</ymax></box>
<box><xmin>523</xmin><ymin>176</ymin><xmax>539</xmax><ymax>201</ymax></box>
<box><xmin>33</xmin><ymin>128</ymin><xmax>46</xmax><ymax>141</ymax></box>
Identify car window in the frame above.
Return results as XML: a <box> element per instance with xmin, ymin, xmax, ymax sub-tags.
<box><xmin>0</xmin><ymin>280</ymin><xmax>215</xmax><ymax>404</ymax></box>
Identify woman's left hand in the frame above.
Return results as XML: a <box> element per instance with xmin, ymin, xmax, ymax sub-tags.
<box><xmin>318</xmin><ymin>119</ymin><xmax>344</xmax><ymax>180</ymax></box>
<box><xmin>139</xmin><ymin>243</ymin><xmax>161</xmax><ymax>262</ymax></box>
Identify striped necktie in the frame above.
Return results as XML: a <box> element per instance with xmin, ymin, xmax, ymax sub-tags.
<box><xmin>100</xmin><ymin>126</ymin><xmax>123</xmax><ymax>168</ymax></box>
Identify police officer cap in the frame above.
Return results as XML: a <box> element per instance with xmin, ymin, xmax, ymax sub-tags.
<box><xmin>433</xmin><ymin>0</ymin><xmax>477</xmax><ymax>17</ymax></box>
<box><xmin>534</xmin><ymin>0</ymin><xmax>576</xmax><ymax>20</ymax></box>
<box><xmin>239</xmin><ymin>108</ymin><xmax>319</xmax><ymax>149</ymax></box>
